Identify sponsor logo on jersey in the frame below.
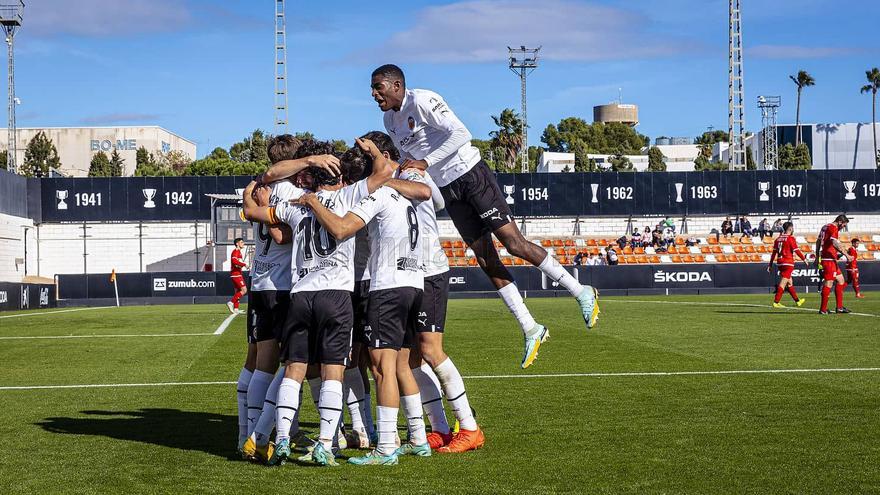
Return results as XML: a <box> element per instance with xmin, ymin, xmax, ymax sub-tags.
<box><xmin>653</xmin><ymin>270</ymin><xmax>712</xmax><ymax>283</ymax></box>
<box><xmin>479</xmin><ymin>207</ymin><xmax>498</xmax><ymax>219</ymax></box>
<box><xmin>449</xmin><ymin>276</ymin><xmax>466</xmax><ymax>285</ymax></box>
<box><xmin>397</xmin><ymin>257</ymin><xmax>421</xmax><ymax>271</ymax></box>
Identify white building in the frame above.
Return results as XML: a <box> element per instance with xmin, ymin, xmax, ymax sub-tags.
<box><xmin>1</xmin><ymin>126</ymin><xmax>197</xmax><ymax>177</ymax></box>
<box><xmin>653</xmin><ymin>144</ymin><xmax>701</xmax><ymax>171</ymax></box>
<box><xmin>538</xmin><ymin>151</ymin><xmax>576</xmax><ymax>172</ymax></box>
<box><xmin>588</xmin><ymin>153</ymin><xmax>649</xmax><ymax>171</ymax></box>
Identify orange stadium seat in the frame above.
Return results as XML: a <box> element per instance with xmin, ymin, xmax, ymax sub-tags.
<box><xmin>700</xmin><ymin>246</ymin><xmax>711</xmax><ymax>254</ymax></box>
<box><xmin>541</xmin><ymin>239</ymin><xmax>552</xmax><ymax>248</ymax></box>
<box><xmin>734</xmin><ymin>245</ymin><xmax>745</xmax><ymax>253</ymax></box>
<box><xmin>502</xmin><ymin>257</ymin><xmax>513</xmax><ymax>266</ymax></box>
<box><xmin>623</xmin><ymin>246</ymin><xmax>633</xmax><ymax>255</ymax></box>
<box><xmin>708</xmin><ymin>237</ymin><xmax>719</xmax><ymax>245</ymax></box>
<box><xmin>756</xmin><ymin>245</ymin><xmax>767</xmax><ymax>253</ymax></box>
<box><xmin>741</xmin><ymin>237</ymin><xmax>753</xmax><ymax>244</ymax></box>
<box><xmin>711</xmin><ymin>246</ymin><xmax>723</xmax><ymax>254</ymax></box>
<box><xmin>682</xmin><ymin>255</ymin><xmax>694</xmax><ymax>263</ymax></box>
<box><xmin>587</xmin><ymin>239</ymin><xmax>598</xmax><ymax>247</ymax></box>
<box><xmin>634</xmin><ymin>247</ymin><xmax>645</xmax><ymax>255</ymax></box>
<box><xmin>589</xmin><ymin>247</ymin><xmax>600</xmax><ymax>256</ymax></box>
<box><xmin>555</xmin><ymin>248</ymin><xmax>566</xmax><ymax>257</ymax></box>
<box><xmin>453</xmin><ymin>249</ymin><xmax>465</xmax><ymax>258</ymax></box>
<box><xmin>745</xmin><ymin>245</ymin><xmax>756</xmax><ymax>253</ymax></box>
<box><xmin>626</xmin><ymin>255</ymin><xmax>637</xmax><ymax>264</ymax></box>
<box><xmin>719</xmin><ymin>237</ymin><xmax>730</xmax><ymax>245</ymax></box>
<box><xmin>444</xmin><ymin>249</ymin><xmax>454</xmax><ymax>259</ymax></box>
<box><xmin>675</xmin><ymin>237</ymin><xmax>685</xmax><ymax>245</ymax></box>
<box><xmin>453</xmin><ymin>240</ymin><xmax>464</xmax><ymax>249</ymax></box>
<box><xmin>671</xmin><ymin>255</ymin><xmax>683</xmax><ymax>263</ymax></box>
<box><xmin>801</xmin><ymin>244</ymin><xmax>813</xmax><ymax>252</ymax></box>
<box><xmin>806</xmin><ymin>235</ymin><xmax>818</xmax><ymax>243</ymax></box>
<box><xmin>564</xmin><ymin>239</ymin><xmax>575</xmax><ymax>247</ymax></box>
<box><xmin>694</xmin><ymin>255</ymin><xmax>706</xmax><ymax>263</ymax></box>
<box><xmin>749</xmin><ymin>254</ymin><xmax>761</xmax><ymax>262</ymax></box>
<box><xmin>558</xmin><ymin>256</ymin><xmax>570</xmax><ymax>265</ymax></box>
<box><xmin>599</xmin><ymin>239</ymin><xmax>609</xmax><ymax>247</ymax></box>
<box><xmin>716</xmin><ymin>254</ymin><xmax>728</xmax><ymax>262</ymax></box>
<box><xmin>650</xmin><ymin>255</ymin><xmax>661</xmax><ymax>263</ymax></box>
<box><xmin>567</xmin><ymin>248</ymin><xmax>577</xmax><ymax>256</ymax></box>
<box><xmin>467</xmin><ymin>258</ymin><xmax>478</xmax><ymax>267</ymax></box>
<box><xmin>730</xmin><ymin>237</ymin><xmax>741</xmax><ymax>245</ymax></box>
<box><xmin>869</xmin><ymin>243</ymin><xmax>879</xmax><ymax>252</ymax></box>
<box><xmin>441</xmin><ymin>240</ymin><xmax>452</xmax><ymax>249</ymax></box>
<box><xmin>494</xmin><ymin>240</ymin><xmax>503</xmax><ymax>248</ymax></box>
<box><xmin>637</xmin><ymin>255</ymin><xmax>649</xmax><ymax>264</ymax></box>
<box><xmin>553</xmin><ymin>239</ymin><xmax>564</xmax><ymax>247</ymax></box>
<box><xmin>618</xmin><ymin>256</ymin><xmax>628</xmax><ymax>264</ymax></box>
<box><xmin>514</xmin><ymin>258</ymin><xmax>525</xmax><ymax>266</ymax></box>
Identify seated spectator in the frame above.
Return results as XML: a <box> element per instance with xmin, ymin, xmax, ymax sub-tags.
<box><xmin>721</xmin><ymin>217</ymin><xmax>733</xmax><ymax>237</ymax></box>
<box><xmin>616</xmin><ymin>235</ymin><xmax>628</xmax><ymax>249</ymax></box>
<box><xmin>772</xmin><ymin>218</ymin><xmax>783</xmax><ymax>234</ymax></box>
<box><xmin>596</xmin><ymin>254</ymin><xmax>607</xmax><ymax>266</ymax></box>
<box><xmin>757</xmin><ymin>218</ymin><xmax>771</xmax><ymax>238</ymax></box>
<box><xmin>740</xmin><ymin>216</ymin><xmax>753</xmax><ymax>238</ymax></box>
<box><xmin>644</xmin><ymin>225</ymin><xmax>652</xmax><ymax>239</ymax></box>
<box><xmin>663</xmin><ymin>216</ymin><xmax>676</xmax><ymax>234</ymax></box>
<box><xmin>662</xmin><ymin>227</ymin><xmax>676</xmax><ymax>247</ymax></box>
<box><xmin>686</xmin><ymin>236</ymin><xmax>699</xmax><ymax>247</ymax></box>
<box><xmin>651</xmin><ymin>228</ymin><xmax>663</xmax><ymax>248</ymax></box>
<box><xmin>631</xmin><ymin>229</ymin><xmax>643</xmax><ymax>247</ymax></box>
<box><xmin>573</xmin><ymin>251</ymin><xmax>586</xmax><ymax>266</ymax></box>
<box><xmin>605</xmin><ymin>246</ymin><xmax>619</xmax><ymax>266</ymax></box>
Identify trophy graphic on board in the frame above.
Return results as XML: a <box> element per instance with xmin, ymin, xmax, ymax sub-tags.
<box><xmin>843</xmin><ymin>181</ymin><xmax>857</xmax><ymax>201</ymax></box>
<box><xmin>758</xmin><ymin>182</ymin><xmax>770</xmax><ymax>202</ymax></box>
<box><xmin>674</xmin><ymin>183</ymin><xmax>684</xmax><ymax>203</ymax></box>
<box><xmin>503</xmin><ymin>185</ymin><xmax>515</xmax><ymax>205</ymax></box>
<box><xmin>590</xmin><ymin>183</ymin><xmax>599</xmax><ymax>203</ymax></box>
<box><xmin>235</xmin><ymin>188</ymin><xmax>245</xmax><ymax>204</ymax></box>
<box><xmin>56</xmin><ymin>190</ymin><xmax>68</xmax><ymax>210</ymax></box>
<box><xmin>142</xmin><ymin>188</ymin><xmax>157</xmax><ymax>208</ymax></box>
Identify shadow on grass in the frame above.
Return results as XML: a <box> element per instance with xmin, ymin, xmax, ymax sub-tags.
<box><xmin>713</xmin><ymin>310</ymin><xmax>815</xmax><ymax>315</ymax></box>
<box><xmin>36</xmin><ymin>408</ymin><xmax>318</xmax><ymax>460</ymax></box>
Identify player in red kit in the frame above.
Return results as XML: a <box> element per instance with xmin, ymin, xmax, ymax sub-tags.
<box><xmin>815</xmin><ymin>215</ymin><xmax>853</xmax><ymax>314</ymax></box>
<box><xmin>845</xmin><ymin>238</ymin><xmax>864</xmax><ymax>299</ymax></box>
<box><xmin>767</xmin><ymin>221</ymin><xmax>808</xmax><ymax>308</ymax></box>
<box><xmin>227</xmin><ymin>237</ymin><xmax>248</xmax><ymax>314</ymax></box>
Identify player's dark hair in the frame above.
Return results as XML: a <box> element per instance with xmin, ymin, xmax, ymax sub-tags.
<box><xmin>372</xmin><ymin>64</ymin><xmax>405</xmax><ymax>86</ymax></box>
<box><xmin>360</xmin><ymin>131</ymin><xmax>400</xmax><ymax>161</ymax></box>
<box><xmin>341</xmin><ymin>146</ymin><xmax>370</xmax><ymax>184</ymax></box>
<box><xmin>835</xmin><ymin>214</ymin><xmax>849</xmax><ymax>224</ymax></box>
<box><xmin>852</xmin><ymin>238</ymin><xmax>860</xmax><ymax>244</ymax></box>
<box><xmin>782</xmin><ymin>221</ymin><xmax>793</xmax><ymax>232</ymax></box>
<box><xmin>233</xmin><ymin>237</ymin><xmax>243</xmax><ymax>244</ymax></box>
<box><xmin>296</xmin><ymin>140</ymin><xmax>341</xmax><ymax>186</ymax></box>
<box><xmin>266</xmin><ymin>134</ymin><xmax>302</xmax><ymax>164</ymax></box>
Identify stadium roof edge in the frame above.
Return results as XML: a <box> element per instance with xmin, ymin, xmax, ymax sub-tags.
<box><xmin>1</xmin><ymin>125</ymin><xmax>197</xmax><ymax>146</ymax></box>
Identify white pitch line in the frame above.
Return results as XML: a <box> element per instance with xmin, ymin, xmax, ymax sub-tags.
<box><xmin>2</xmin><ymin>367</ymin><xmax>879</xmax><ymax>391</ymax></box>
<box><xmin>0</xmin><ymin>333</ymin><xmax>214</xmax><ymax>340</ymax></box>
<box><xmin>603</xmin><ymin>299</ymin><xmax>880</xmax><ymax>318</ymax></box>
<box><xmin>213</xmin><ymin>312</ymin><xmax>239</xmax><ymax>335</ymax></box>
<box><xmin>0</xmin><ymin>306</ymin><xmax>115</xmax><ymax>319</ymax></box>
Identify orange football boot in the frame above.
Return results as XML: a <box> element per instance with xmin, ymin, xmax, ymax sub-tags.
<box><xmin>437</xmin><ymin>428</ymin><xmax>484</xmax><ymax>453</ymax></box>
<box><xmin>426</xmin><ymin>431</ymin><xmax>453</xmax><ymax>449</ymax></box>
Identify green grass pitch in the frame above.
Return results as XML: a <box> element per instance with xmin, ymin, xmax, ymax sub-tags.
<box><xmin>1</xmin><ymin>294</ymin><xmax>879</xmax><ymax>494</ymax></box>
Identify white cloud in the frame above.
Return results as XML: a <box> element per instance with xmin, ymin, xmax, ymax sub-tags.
<box><xmin>747</xmin><ymin>44</ymin><xmax>866</xmax><ymax>59</ymax></box>
<box><xmin>26</xmin><ymin>0</ymin><xmax>192</xmax><ymax>37</ymax></box>
<box><xmin>358</xmin><ymin>0</ymin><xmax>693</xmax><ymax>63</ymax></box>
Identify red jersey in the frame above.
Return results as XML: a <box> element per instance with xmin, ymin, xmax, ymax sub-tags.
<box><xmin>770</xmin><ymin>234</ymin><xmax>804</xmax><ymax>266</ymax></box>
<box><xmin>846</xmin><ymin>247</ymin><xmax>858</xmax><ymax>271</ymax></box>
<box><xmin>230</xmin><ymin>248</ymin><xmax>246</xmax><ymax>277</ymax></box>
<box><xmin>817</xmin><ymin>223</ymin><xmax>839</xmax><ymax>261</ymax></box>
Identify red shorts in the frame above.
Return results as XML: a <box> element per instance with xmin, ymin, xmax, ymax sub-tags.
<box><xmin>777</xmin><ymin>264</ymin><xmax>794</xmax><ymax>279</ymax></box>
<box><xmin>821</xmin><ymin>260</ymin><xmax>840</xmax><ymax>281</ymax></box>
<box><xmin>846</xmin><ymin>269</ymin><xmax>858</xmax><ymax>284</ymax></box>
<box><xmin>231</xmin><ymin>274</ymin><xmax>245</xmax><ymax>290</ymax></box>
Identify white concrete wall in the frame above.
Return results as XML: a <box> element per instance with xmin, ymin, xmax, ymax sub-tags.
<box><xmin>0</xmin><ymin>212</ymin><xmax>37</xmax><ymax>282</ymax></box>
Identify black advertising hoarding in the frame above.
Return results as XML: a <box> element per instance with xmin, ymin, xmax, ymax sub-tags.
<box><xmin>34</xmin><ymin>170</ymin><xmax>880</xmax><ymax>223</ymax></box>
<box><xmin>0</xmin><ymin>283</ymin><xmax>56</xmax><ymax>312</ymax></box>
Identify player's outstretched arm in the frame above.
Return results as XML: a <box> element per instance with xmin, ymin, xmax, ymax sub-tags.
<box><xmin>261</xmin><ymin>154</ymin><xmax>341</xmax><ymax>184</ymax></box>
<box><xmin>296</xmin><ymin>193</ymin><xmax>365</xmax><ymax>240</ymax></box>
<box><xmin>832</xmin><ymin>238</ymin><xmax>852</xmax><ymax>261</ymax></box>
<box><xmin>242</xmin><ymin>181</ymin><xmax>275</xmax><ymax>224</ymax></box>
<box><xmin>386</xmin><ymin>178</ymin><xmax>431</xmax><ymax>201</ymax></box>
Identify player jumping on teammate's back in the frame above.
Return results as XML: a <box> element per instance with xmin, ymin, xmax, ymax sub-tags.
<box><xmin>846</xmin><ymin>239</ymin><xmax>864</xmax><ymax>299</ymax></box>
<box><xmin>370</xmin><ymin>64</ymin><xmax>598</xmax><ymax>369</ymax></box>
<box><xmin>767</xmin><ymin>221</ymin><xmax>808</xmax><ymax>308</ymax></box>
<box><xmin>228</xmin><ymin>238</ymin><xmax>248</xmax><ymax>314</ymax></box>
<box><xmin>237</xmin><ymin>135</ymin><xmax>302</xmax><ymax>463</ymax></box>
<box><xmin>361</xmin><ymin>130</ymin><xmax>483</xmax><ymax>453</ymax></box>
<box><xmin>244</xmin><ymin>138</ymin><xmax>393</xmax><ymax>467</ymax></box>
<box><xmin>816</xmin><ymin>215</ymin><xmax>854</xmax><ymax>314</ymax></box>
<box><xmin>297</xmin><ymin>138</ymin><xmax>430</xmax><ymax>465</ymax></box>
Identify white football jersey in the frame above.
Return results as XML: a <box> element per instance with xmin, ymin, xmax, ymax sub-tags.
<box><xmin>251</xmin><ymin>181</ymin><xmax>302</xmax><ymax>292</ymax></box>
<box><xmin>398</xmin><ymin>169</ymin><xmax>448</xmax><ymax>277</ymax></box>
<box><xmin>274</xmin><ymin>180</ymin><xmax>369</xmax><ymax>293</ymax></box>
<box><xmin>384</xmin><ymin>88</ymin><xmax>481</xmax><ymax>187</ymax></box>
<box><xmin>349</xmin><ymin>186</ymin><xmax>424</xmax><ymax>291</ymax></box>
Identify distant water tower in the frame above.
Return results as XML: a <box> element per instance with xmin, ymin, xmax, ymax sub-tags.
<box><xmin>593</xmin><ymin>103</ymin><xmax>639</xmax><ymax>127</ymax></box>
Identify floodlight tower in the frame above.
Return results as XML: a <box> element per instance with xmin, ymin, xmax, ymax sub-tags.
<box><xmin>757</xmin><ymin>96</ymin><xmax>780</xmax><ymax>170</ymax></box>
<box><xmin>0</xmin><ymin>1</ymin><xmax>23</xmax><ymax>174</ymax></box>
<box><xmin>274</xmin><ymin>0</ymin><xmax>288</xmax><ymax>133</ymax></box>
<box><xmin>728</xmin><ymin>0</ymin><xmax>746</xmax><ymax>170</ymax></box>
<box><xmin>508</xmin><ymin>46</ymin><xmax>540</xmax><ymax>173</ymax></box>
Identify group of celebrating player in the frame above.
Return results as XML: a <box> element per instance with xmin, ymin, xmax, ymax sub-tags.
<box><xmin>231</xmin><ymin>64</ymin><xmax>600</xmax><ymax>467</ymax></box>
<box><xmin>768</xmin><ymin>214</ymin><xmax>865</xmax><ymax>313</ymax></box>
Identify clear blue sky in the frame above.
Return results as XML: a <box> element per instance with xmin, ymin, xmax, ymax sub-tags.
<box><xmin>12</xmin><ymin>0</ymin><xmax>880</xmax><ymax>157</ymax></box>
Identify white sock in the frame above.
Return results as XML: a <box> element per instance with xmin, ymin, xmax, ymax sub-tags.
<box><xmin>401</xmin><ymin>393</ymin><xmax>428</xmax><ymax>446</ymax></box>
<box><xmin>318</xmin><ymin>380</ymin><xmax>344</xmax><ymax>450</ymax></box>
<box><xmin>246</xmin><ymin>370</ymin><xmax>273</xmax><ymax>437</ymax></box>
<box><xmin>344</xmin><ymin>368</ymin><xmax>368</xmax><ymax>433</ymax></box>
<box><xmin>412</xmin><ymin>363</ymin><xmax>450</xmax><ymax>435</ymax></box>
<box><xmin>538</xmin><ymin>254</ymin><xmax>584</xmax><ymax>296</ymax></box>
<box><xmin>254</xmin><ymin>367</ymin><xmax>284</xmax><ymax>446</ymax></box>
<box><xmin>498</xmin><ymin>283</ymin><xmax>537</xmax><ymax>335</ymax></box>
<box><xmin>435</xmin><ymin>358</ymin><xmax>477</xmax><ymax>431</ymax></box>
<box><xmin>236</xmin><ymin>368</ymin><xmax>252</xmax><ymax>442</ymax></box>
<box><xmin>376</xmin><ymin>405</ymin><xmax>399</xmax><ymax>456</ymax></box>
<box><xmin>275</xmin><ymin>378</ymin><xmax>301</xmax><ymax>442</ymax></box>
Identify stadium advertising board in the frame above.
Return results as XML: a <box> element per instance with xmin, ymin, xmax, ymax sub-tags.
<box><xmin>0</xmin><ymin>283</ymin><xmax>56</xmax><ymax>312</ymax></box>
<box><xmin>30</xmin><ymin>169</ymin><xmax>880</xmax><ymax>223</ymax></box>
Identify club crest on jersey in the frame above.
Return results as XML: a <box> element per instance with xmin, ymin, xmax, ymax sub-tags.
<box><xmin>407</xmin><ymin>116</ymin><xmax>416</xmax><ymax>130</ymax></box>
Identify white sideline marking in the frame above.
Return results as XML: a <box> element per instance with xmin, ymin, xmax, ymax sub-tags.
<box><xmin>0</xmin><ymin>333</ymin><xmax>213</xmax><ymax>340</ymax></box>
<box><xmin>0</xmin><ymin>306</ymin><xmax>115</xmax><ymax>319</ymax></box>
<box><xmin>2</xmin><ymin>367</ymin><xmax>879</xmax><ymax>391</ymax></box>
<box><xmin>604</xmin><ymin>299</ymin><xmax>880</xmax><ymax>318</ymax></box>
<box><xmin>214</xmin><ymin>312</ymin><xmax>239</xmax><ymax>335</ymax></box>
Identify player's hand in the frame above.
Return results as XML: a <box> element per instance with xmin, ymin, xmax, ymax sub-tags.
<box><xmin>253</xmin><ymin>184</ymin><xmax>271</xmax><ymax>207</ymax></box>
<box><xmin>291</xmin><ymin>192</ymin><xmax>317</xmax><ymax>208</ymax></box>
<box><xmin>766</xmin><ymin>265</ymin><xmax>771</xmax><ymax>273</ymax></box>
<box><xmin>401</xmin><ymin>159</ymin><xmax>428</xmax><ymax>171</ymax></box>
<box><xmin>355</xmin><ymin>137</ymin><xmax>382</xmax><ymax>159</ymax></box>
<box><xmin>307</xmin><ymin>154</ymin><xmax>341</xmax><ymax>177</ymax></box>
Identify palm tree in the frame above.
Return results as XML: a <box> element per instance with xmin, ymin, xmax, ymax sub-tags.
<box><xmin>489</xmin><ymin>108</ymin><xmax>524</xmax><ymax>172</ymax></box>
<box><xmin>861</xmin><ymin>68</ymin><xmax>880</xmax><ymax>168</ymax></box>
<box><xmin>789</xmin><ymin>70</ymin><xmax>815</xmax><ymax>147</ymax></box>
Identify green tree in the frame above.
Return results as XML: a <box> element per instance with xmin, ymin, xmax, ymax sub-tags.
<box><xmin>294</xmin><ymin>131</ymin><xmax>316</xmax><ymax>142</ymax></box>
<box><xmin>23</xmin><ymin>131</ymin><xmax>61</xmax><ymax>177</ymax></box>
<box><xmin>694</xmin><ymin>154</ymin><xmax>712</xmax><ymax>171</ymax></box>
<box><xmin>489</xmin><ymin>108</ymin><xmax>524</xmax><ymax>172</ymax></box>
<box><xmin>108</xmin><ymin>149</ymin><xmax>125</xmax><ymax>176</ymax></box>
<box><xmin>88</xmin><ymin>151</ymin><xmax>111</xmax><ymax>177</ymax></box>
<box><xmin>471</xmin><ymin>139</ymin><xmax>498</xmax><ymax>170</ymax></box>
<box><xmin>746</xmin><ymin>145</ymin><xmax>757</xmax><ymax>170</ymax></box>
<box><xmin>694</xmin><ymin>130</ymin><xmax>729</xmax><ymax>145</ymax></box>
<box><xmin>647</xmin><ymin>147</ymin><xmax>666</xmax><ymax>171</ymax></box>
<box><xmin>207</xmin><ymin>147</ymin><xmax>230</xmax><ymax>160</ymax></box>
<box><xmin>332</xmin><ymin>139</ymin><xmax>348</xmax><ymax>154</ymax></box>
<box><xmin>778</xmin><ymin>143</ymin><xmax>812</xmax><ymax>170</ymax></box>
<box><xmin>230</xmin><ymin>129</ymin><xmax>270</xmax><ymax>164</ymax></box>
<box><xmin>542</xmin><ymin>118</ymin><xmax>647</xmax><ymax>155</ymax></box>
<box><xmin>861</xmin><ymin>67</ymin><xmax>880</xmax><ymax>168</ymax></box>
<box><xmin>609</xmin><ymin>153</ymin><xmax>633</xmax><ymax>172</ymax></box>
<box><xmin>156</xmin><ymin>150</ymin><xmax>192</xmax><ymax>175</ymax></box>
<box><xmin>0</xmin><ymin>150</ymin><xmax>7</xmax><ymax>170</ymax></box>
<box><xmin>789</xmin><ymin>70</ymin><xmax>815</xmax><ymax>147</ymax></box>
